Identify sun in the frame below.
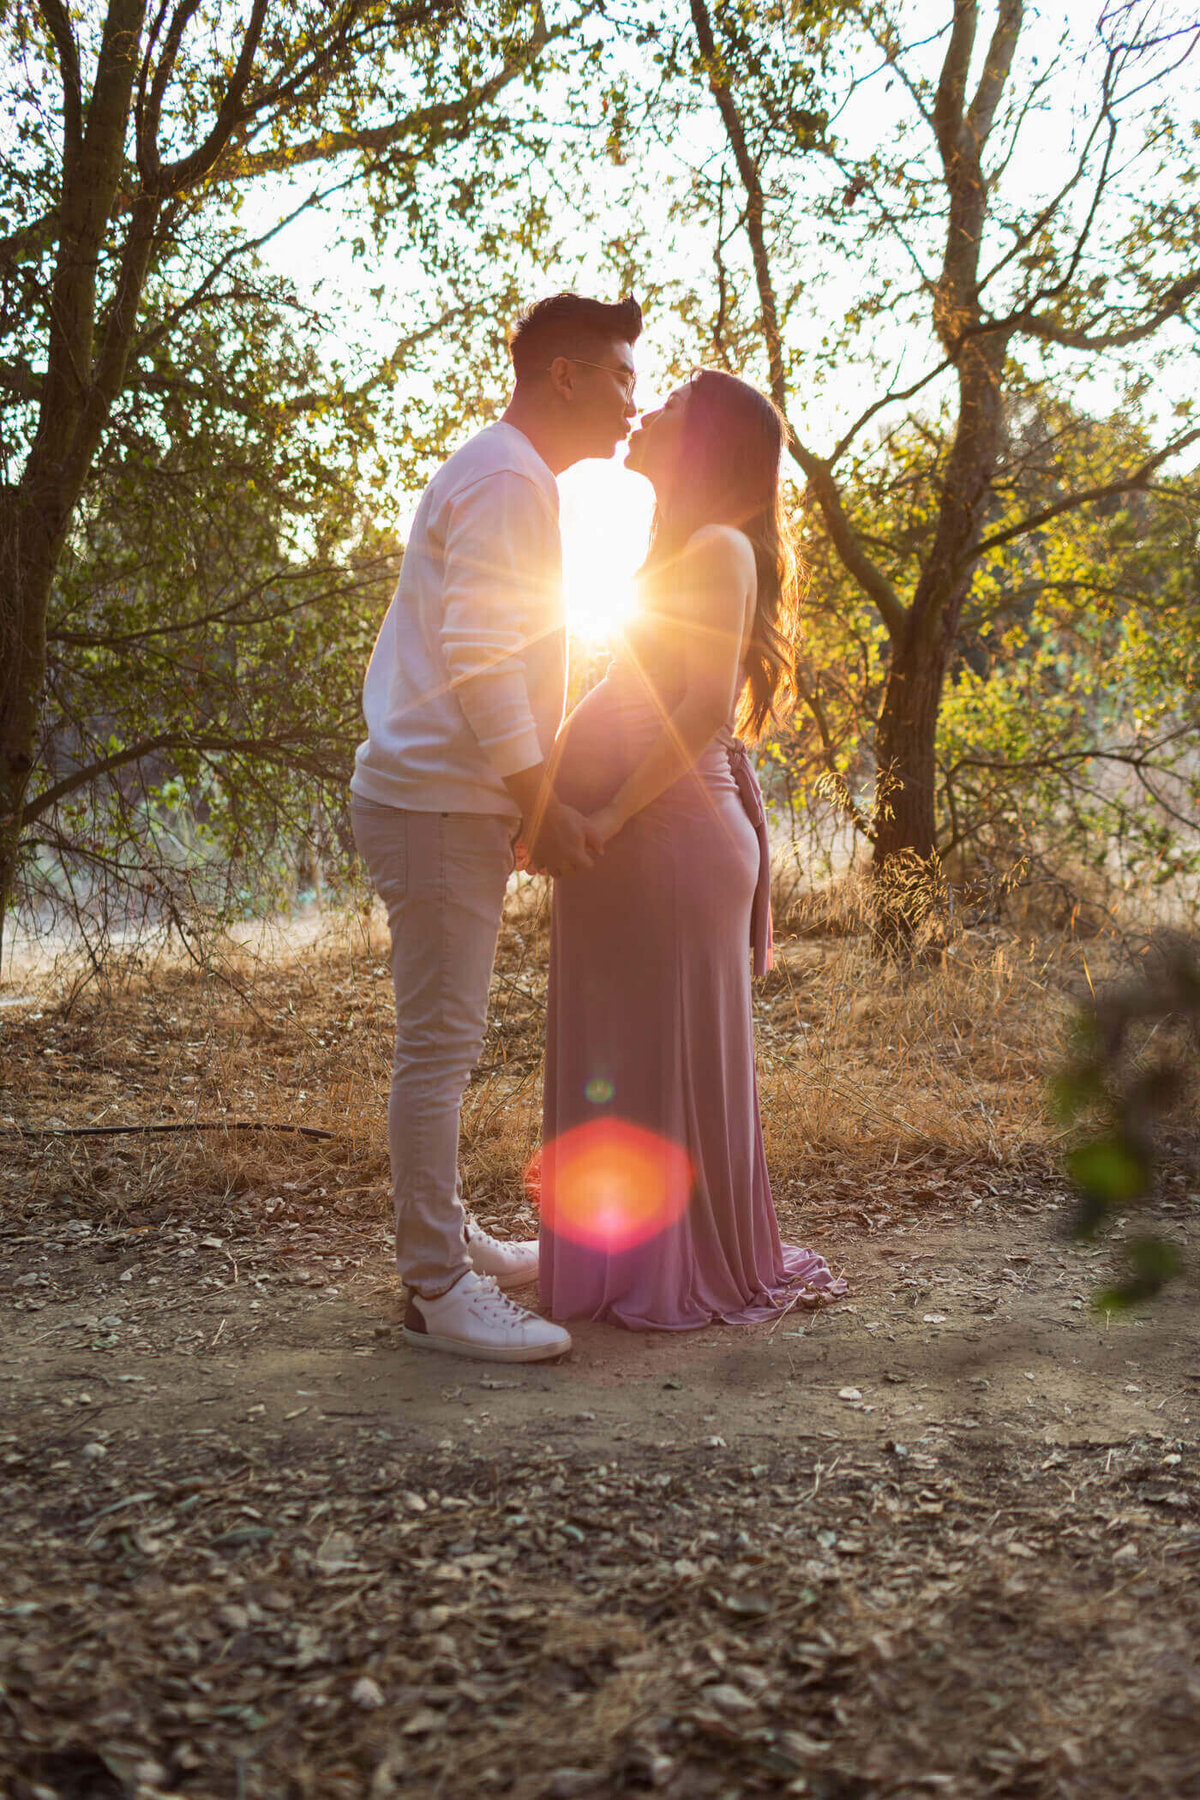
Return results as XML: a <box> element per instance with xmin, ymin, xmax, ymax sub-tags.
<box><xmin>558</xmin><ymin>455</ymin><xmax>655</xmax><ymax>644</ymax></box>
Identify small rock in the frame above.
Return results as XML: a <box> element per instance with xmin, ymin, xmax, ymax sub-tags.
<box><xmin>401</xmin><ymin>1706</ymin><xmax>445</xmax><ymax>1736</ymax></box>
<box><xmin>316</xmin><ymin>1530</ymin><xmax>357</xmax><ymax>1571</ymax></box>
<box><xmin>547</xmin><ymin>1772</ymin><xmax>600</xmax><ymax>1798</ymax></box>
<box><xmin>81</xmin><ymin>1442</ymin><xmax>107</xmax><ymax>1460</ymax></box>
<box><xmin>1113</xmin><ymin>1542</ymin><xmax>1139</xmax><ymax>1564</ymax></box>
<box><xmin>838</xmin><ymin>1387</ymin><xmax>863</xmax><ymax>1402</ymax></box>
<box><xmin>370</xmin><ymin>1751</ymin><xmax>408</xmax><ymax>1799</ymax></box>
<box><xmin>352</xmin><ymin>1675</ymin><xmax>385</xmax><ymax>1710</ymax></box>
<box><xmin>776</xmin><ymin>1727</ymin><xmax>832</xmax><ymax>1761</ymax></box>
<box><xmin>623</xmin><ymin>1744</ymin><xmax>673</xmax><ymax>1787</ymax></box>
<box><xmin>923</xmin><ymin>1313</ymin><xmax>947</xmax><ymax>1324</ymax></box>
<box><xmin>701</xmin><ymin>1682</ymin><xmax>756</xmax><ymax>1716</ymax></box>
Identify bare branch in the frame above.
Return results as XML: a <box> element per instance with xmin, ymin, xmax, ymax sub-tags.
<box><xmin>688</xmin><ymin>0</ymin><xmax>785</xmax><ymax>406</ymax></box>
<box><xmin>829</xmin><ymin>353</ymin><xmax>955</xmax><ymax>466</ymax></box>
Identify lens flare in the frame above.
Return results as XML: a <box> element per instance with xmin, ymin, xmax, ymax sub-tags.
<box><xmin>530</xmin><ymin>1118</ymin><xmax>693</xmax><ymax>1253</ymax></box>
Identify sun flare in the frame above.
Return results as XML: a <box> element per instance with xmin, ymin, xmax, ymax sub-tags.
<box><xmin>558</xmin><ymin>455</ymin><xmax>655</xmax><ymax>644</ymax></box>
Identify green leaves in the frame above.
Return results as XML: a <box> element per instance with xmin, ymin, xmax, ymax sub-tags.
<box><xmin>1054</xmin><ymin>938</ymin><xmax>1200</xmax><ymax>1308</ymax></box>
<box><xmin>1065</xmin><ymin>1135</ymin><xmax>1150</xmax><ymax>1213</ymax></box>
<box><xmin>1096</xmin><ymin>1236</ymin><xmax>1184</xmax><ymax>1312</ymax></box>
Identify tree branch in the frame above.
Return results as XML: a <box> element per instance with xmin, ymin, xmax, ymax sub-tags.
<box><xmin>218</xmin><ymin>5</ymin><xmax>555</xmax><ymax>185</ymax></box>
<box><xmin>790</xmin><ymin>444</ymin><xmax>909</xmax><ymax>640</ymax></box>
<box><xmin>1017</xmin><ymin>272</ymin><xmax>1200</xmax><ymax>351</ymax></box>
<box><xmin>25</xmin><ymin>733</ymin><xmax>180</xmax><ymax>819</ymax></box>
<box><xmin>976</xmin><ymin>428</ymin><xmax>1200</xmax><ymax>554</ymax></box>
<box><xmin>154</xmin><ymin>0</ymin><xmax>270</xmax><ymax>194</ymax></box>
<box><xmin>36</xmin><ymin>0</ymin><xmax>82</xmax><ymax>154</ymax></box>
<box><xmin>688</xmin><ymin>0</ymin><xmax>907</xmax><ymax>639</ymax></box>
<box><xmin>688</xmin><ymin>0</ymin><xmax>785</xmax><ymax>408</ymax></box>
<box><xmin>25</xmin><ymin>725</ymin><xmax>349</xmax><ymax>822</ymax></box>
<box><xmin>965</xmin><ymin>0</ymin><xmax>1022</xmax><ymax>150</ymax></box>
<box><xmin>932</xmin><ymin>0</ymin><xmax>976</xmax><ymax>161</ymax></box>
<box><xmin>139</xmin><ymin>0</ymin><xmax>203</xmax><ymax>188</ymax></box>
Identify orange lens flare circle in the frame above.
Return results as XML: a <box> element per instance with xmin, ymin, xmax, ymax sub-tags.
<box><xmin>530</xmin><ymin>1118</ymin><xmax>693</xmax><ymax>1253</ymax></box>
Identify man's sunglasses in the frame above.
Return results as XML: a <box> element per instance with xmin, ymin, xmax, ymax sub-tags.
<box><xmin>556</xmin><ymin>356</ymin><xmax>637</xmax><ymax>405</ymax></box>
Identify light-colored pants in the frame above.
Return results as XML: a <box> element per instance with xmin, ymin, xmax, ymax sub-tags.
<box><xmin>351</xmin><ymin>798</ymin><xmax>515</xmax><ymax>1295</ymax></box>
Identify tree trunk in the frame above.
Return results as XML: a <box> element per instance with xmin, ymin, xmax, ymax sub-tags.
<box><xmin>870</xmin><ymin>329</ymin><xmax>1010</xmax><ymax>921</ymax></box>
<box><xmin>0</xmin><ymin>479</ymin><xmax>68</xmax><ymax>971</ymax></box>
<box><xmin>872</xmin><ymin>634</ymin><xmax>947</xmax><ymax>871</ymax></box>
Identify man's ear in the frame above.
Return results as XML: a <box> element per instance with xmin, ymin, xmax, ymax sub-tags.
<box><xmin>546</xmin><ymin>355</ymin><xmax>576</xmax><ymax>402</ymax></box>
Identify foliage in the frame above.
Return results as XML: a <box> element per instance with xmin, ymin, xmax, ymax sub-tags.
<box><xmin>1053</xmin><ymin>935</ymin><xmax>1200</xmax><ymax>1307</ymax></box>
<box><xmin>0</xmin><ymin>0</ymin><xmax>578</xmax><ymax>960</ymax></box>
<box><xmin>769</xmin><ymin>394</ymin><xmax>1200</xmax><ymax>903</ymax></box>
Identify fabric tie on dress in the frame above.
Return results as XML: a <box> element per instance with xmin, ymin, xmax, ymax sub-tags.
<box><xmin>717</xmin><ymin>728</ymin><xmax>774</xmax><ymax>977</ymax></box>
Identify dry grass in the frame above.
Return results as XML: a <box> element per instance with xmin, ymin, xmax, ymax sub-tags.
<box><xmin>1</xmin><ymin>870</ymin><xmax>1134</xmax><ymax>1241</ymax></box>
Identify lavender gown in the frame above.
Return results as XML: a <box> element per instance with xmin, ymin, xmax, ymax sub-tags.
<box><xmin>540</xmin><ymin>638</ymin><xmax>844</xmax><ymax>1330</ymax></box>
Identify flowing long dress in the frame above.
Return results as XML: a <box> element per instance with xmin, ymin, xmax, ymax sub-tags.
<box><xmin>539</xmin><ymin>624</ymin><xmax>844</xmax><ymax>1330</ymax></box>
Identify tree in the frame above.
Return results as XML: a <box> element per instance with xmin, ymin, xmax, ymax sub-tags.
<box><xmin>775</xmin><ymin>391</ymin><xmax>1200</xmax><ymax>901</ymax></box>
<box><xmin>0</xmin><ymin>0</ymin><xmax>566</xmax><ymax>962</ymax></box>
<box><xmin>610</xmin><ymin>0</ymin><xmax>1200</xmax><ymax>897</ymax></box>
<box><xmin>22</xmin><ymin>275</ymin><xmax>398</xmax><ymax>957</ymax></box>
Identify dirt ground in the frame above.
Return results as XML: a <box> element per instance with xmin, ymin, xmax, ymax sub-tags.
<box><xmin>2</xmin><ymin>929</ymin><xmax>1199</xmax><ymax>1800</ymax></box>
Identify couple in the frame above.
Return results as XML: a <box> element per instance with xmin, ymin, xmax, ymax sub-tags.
<box><xmin>350</xmin><ymin>292</ymin><xmax>843</xmax><ymax>1363</ymax></box>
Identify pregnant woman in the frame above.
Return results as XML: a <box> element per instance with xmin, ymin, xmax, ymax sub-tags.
<box><xmin>539</xmin><ymin>368</ymin><xmax>844</xmax><ymax>1329</ymax></box>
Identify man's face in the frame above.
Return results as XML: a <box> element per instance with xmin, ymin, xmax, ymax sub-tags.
<box><xmin>560</xmin><ymin>338</ymin><xmax>639</xmax><ymax>460</ymax></box>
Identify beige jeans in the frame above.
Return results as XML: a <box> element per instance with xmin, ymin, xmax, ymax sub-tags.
<box><xmin>351</xmin><ymin>798</ymin><xmax>515</xmax><ymax>1295</ymax></box>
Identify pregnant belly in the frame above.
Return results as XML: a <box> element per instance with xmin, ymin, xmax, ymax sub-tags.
<box><xmin>551</xmin><ymin>676</ymin><xmax>657</xmax><ymax>815</ymax></box>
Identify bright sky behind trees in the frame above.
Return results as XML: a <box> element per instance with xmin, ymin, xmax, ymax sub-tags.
<box><xmin>243</xmin><ymin>0</ymin><xmax>1199</xmax><ymax>642</ymax></box>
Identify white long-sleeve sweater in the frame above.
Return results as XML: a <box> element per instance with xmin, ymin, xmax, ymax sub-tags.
<box><xmin>351</xmin><ymin>423</ymin><xmax>565</xmax><ymax>818</ymax></box>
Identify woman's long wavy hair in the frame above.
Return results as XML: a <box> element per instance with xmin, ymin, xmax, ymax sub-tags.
<box><xmin>643</xmin><ymin>369</ymin><xmax>800</xmax><ymax>739</ymax></box>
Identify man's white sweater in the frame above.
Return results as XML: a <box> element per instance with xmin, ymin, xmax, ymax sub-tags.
<box><xmin>351</xmin><ymin>423</ymin><xmax>565</xmax><ymax>818</ymax></box>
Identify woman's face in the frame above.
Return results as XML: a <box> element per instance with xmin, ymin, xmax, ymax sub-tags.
<box><xmin>624</xmin><ymin>385</ymin><xmax>690</xmax><ymax>493</ymax></box>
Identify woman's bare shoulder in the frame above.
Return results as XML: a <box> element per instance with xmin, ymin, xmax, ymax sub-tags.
<box><xmin>682</xmin><ymin>523</ymin><xmax>756</xmax><ymax>580</ymax></box>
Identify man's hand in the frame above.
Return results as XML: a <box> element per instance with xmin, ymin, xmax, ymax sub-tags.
<box><xmin>503</xmin><ymin>762</ymin><xmax>603</xmax><ymax>879</ymax></box>
<box><xmin>525</xmin><ymin>798</ymin><xmax>604</xmax><ymax>878</ymax></box>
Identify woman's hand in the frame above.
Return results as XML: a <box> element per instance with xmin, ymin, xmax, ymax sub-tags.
<box><xmin>587</xmin><ymin>803</ymin><xmax>625</xmax><ymax>846</ymax></box>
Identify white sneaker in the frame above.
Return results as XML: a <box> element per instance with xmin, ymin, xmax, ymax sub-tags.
<box><xmin>465</xmin><ymin>1220</ymin><xmax>539</xmax><ymax>1289</ymax></box>
<box><xmin>403</xmin><ymin>1270</ymin><xmax>571</xmax><ymax>1363</ymax></box>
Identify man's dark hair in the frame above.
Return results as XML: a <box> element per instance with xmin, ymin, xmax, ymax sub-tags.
<box><xmin>508</xmin><ymin>292</ymin><xmax>643</xmax><ymax>383</ymax></box>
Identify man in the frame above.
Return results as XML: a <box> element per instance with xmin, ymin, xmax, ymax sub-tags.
<box><xmin>351</xmin><ymin>292</ymin><xmax>642</xmax><ymax>1362</ymax></box>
